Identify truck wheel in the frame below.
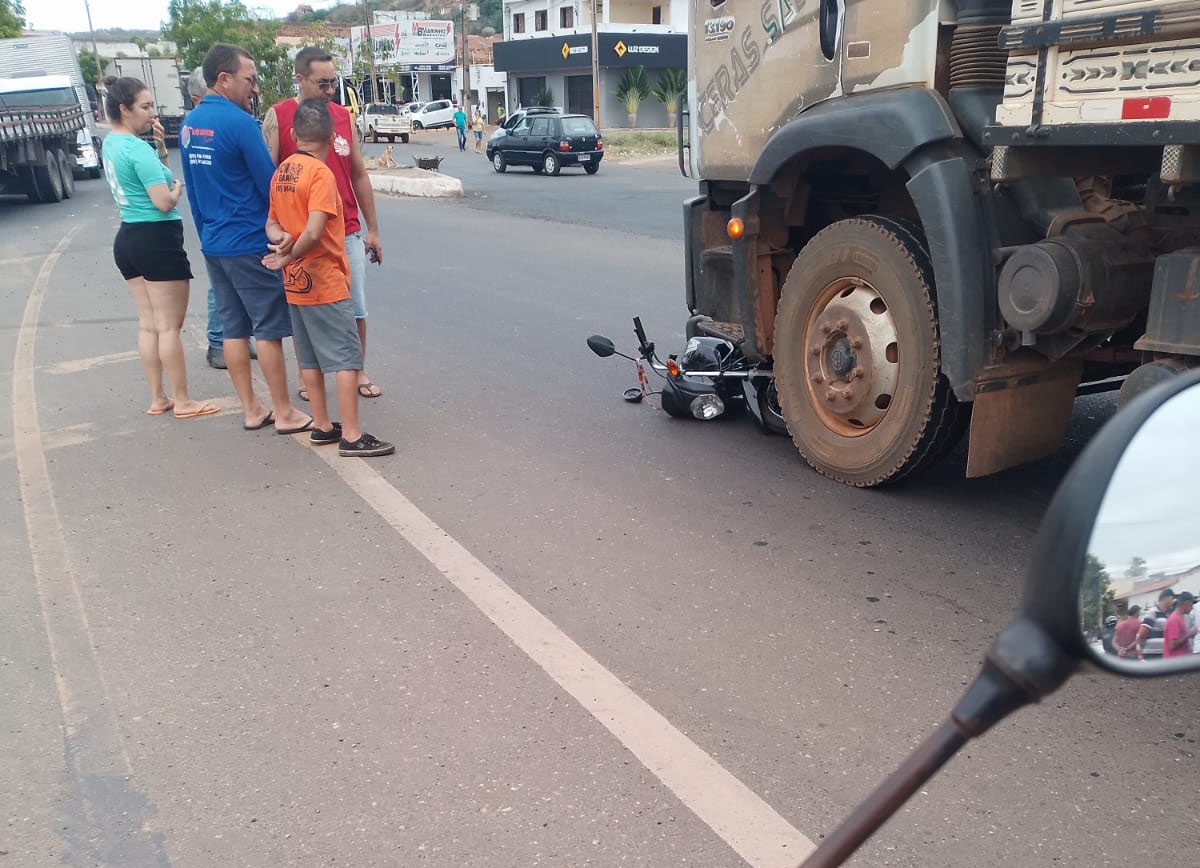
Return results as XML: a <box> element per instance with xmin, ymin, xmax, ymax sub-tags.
<box><xmin>56</xmin><ymin>150</ymin><xmax>75</xmax><ymax>199</ymax></box>
<box><xmin>773</xmin><ymin>215</ymin><xmax>962</xmax><ymax>486</ymax></box>
<box><xmin>401</xmin><ymin>134</ymin><xmax>409</xmax><ymax>144</ymax></box>
<box><xmin>33</xmin><ymin>151</ymin><xmax>64</xmax><ymax>203</ymax></box>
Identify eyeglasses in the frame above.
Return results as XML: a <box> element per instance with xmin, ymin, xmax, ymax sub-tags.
<box><xmin>242</xmin><ymin>75</ymin><xmax>260</xmax><ymax>87</ymax></box>
<box><xmin>308</xmin><ymin>77</ymin><xmax>337</xmax><ymax>90</ymax></box>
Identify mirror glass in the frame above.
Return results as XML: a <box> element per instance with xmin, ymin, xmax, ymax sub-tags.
<box><xmin>1081</xmin><ymin>384</ymin><xmax>1200</xmax><ymax>671</ymax></box>
<box><xmin>587</xmin><ymin>335</ymin><xmax>616</xmax><ymax>358</ymax></box>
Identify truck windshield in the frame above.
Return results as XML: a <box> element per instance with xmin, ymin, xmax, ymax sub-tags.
<box><xmin>0</xmin><ymin>87</ymin><xmax>78</xmax><ymax>107</ymax></box>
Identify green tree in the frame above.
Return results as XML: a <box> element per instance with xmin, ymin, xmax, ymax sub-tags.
<box><xmin>147</xmin><ymin>46</ymin><xmax>163</xmax><ymax>57</ymax></box>
<box><xmin>77</xmin><ymin>48</ymin><xmax>107</xmax><ymax>85</ymax></box>
<box><xmin>650</xmin><ymin>68</ymin><xmax>686</xmax><ymax>126</ymax></box>
<box><xmin>1128</xmin><ymin>556</ymin><xmax>1148</xmax><ymax>579</ymax></box>
<box><xmin>163</xmin><ymin>0</ymin><xmax>291</xmax><ymax>108</ymax></box>
<box><xmin>613</xmin><ymin>65</ymin><xmax>651</xmax><ymax>126</ymax></box>
<box><xmin>132</xmin><ymin>35</ymin><xmax>148</xmax><ymax>53</ymax></box>
<box><xmin>0</xmin><ymin>0</ymin><xmax>24</xmax><ymax>39</ymax></box>
<box><xmin>1081</xmin><ymin>554</ymin><xmax>1116</xmax><ymax>637</ymax></box>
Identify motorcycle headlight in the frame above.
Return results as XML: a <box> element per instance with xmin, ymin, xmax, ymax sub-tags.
<box><xmin>690</xmin><ymin>394</ymin><xmax>725</xmax><ymax>420</ymax></box>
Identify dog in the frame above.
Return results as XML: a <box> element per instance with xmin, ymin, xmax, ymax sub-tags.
<box><xmin>364</xmin><ymin>145</ymin><xmax>398</xmax><ymax>169</ymax></box>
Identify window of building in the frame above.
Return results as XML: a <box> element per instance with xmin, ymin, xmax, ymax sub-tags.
<box><xmin>651</xmin><ymin>5</ymin><xmax>662</xmax><ymax>23</ymax></box>
<box><xmin>512</xmin><ymin>12</ymin><xmax>525</xmax><ymax>32</ymax></box>
<box><xmin>560</xmin><ymin>6</ymin><xmax>574</xmax><ymax>27</ymax></box>
<box><xmin>535</xmin><ymin>10</ymin><xmax>548</xmax><ymax>30</ymax></box>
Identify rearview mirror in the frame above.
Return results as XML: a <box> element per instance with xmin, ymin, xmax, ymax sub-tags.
<box><xmin>1080</xmin><ymin>380</ymin><xmax>1200</xmax><ymax>673</ymax></box>
<box><xmin>587</xmin><ymin>335</ymin><xmax>616</xmax><ymax>358</ymax></box>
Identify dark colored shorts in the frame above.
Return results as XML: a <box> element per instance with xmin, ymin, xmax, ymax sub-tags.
<box><xmin>289</xmin><ymin>299</ymin><xmax>364</xmax><ymax>373</ymax></box>
<box><xmin>113</xmin><ymin>220</ymin><xmax>193</xmax><ymax>282</ymax></box>
<box><xmin>205</xmin><ymin>253</ymin><xmax>292</xmax><ymax>341</ymax></box>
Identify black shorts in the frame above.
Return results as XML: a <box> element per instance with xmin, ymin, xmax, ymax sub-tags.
<box><xmin>113</xmin><ymin>220</ymin><xmax>193</xmax><ymax>282</ymax></box>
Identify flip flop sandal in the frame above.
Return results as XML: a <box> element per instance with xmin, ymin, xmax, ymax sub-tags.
<box><xmin>298</xmin><ymin>387</ymin><xmax>310</xmax><ymax>402</ymax></box>
<box><xmin>243</xmin><ymin>410</ymin><xmax>275</xmax><ymax>431</ymax></box>
<box><xmin>277</xmin><ymin>417</ymin><xmax>314</xmax><ymax>435</ymax></box>
<box><xmin>357</xmin><ymin>382</ymin><xmax>382</xmax><ymax>399</ymax></box>
<box><xmin>175</xmin><ymin>403</ymin><xmax>221</xmax><ymax>420</ymax></box>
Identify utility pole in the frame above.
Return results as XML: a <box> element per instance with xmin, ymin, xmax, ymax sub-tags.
<box><xmin>362</xmin><ymin>0</ymin><xmax>378</xmax><ymax>102</ymax></box>
<box><xmin>590</xmin><ymin>0</ymin><xmax>601</xmax><ymax>126</ymax></box>
<box><xmin>83</xmin><ymin>0</ymin><xmax>102</xmax><ymax>89</ymax></box>
<box><xmin>460</xmin><ymin>0</ymin><xmax>472</xmax><ymax>116</ymax></box>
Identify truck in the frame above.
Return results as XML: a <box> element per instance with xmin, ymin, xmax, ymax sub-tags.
<box><xmin>0</xmin><ymin>32</ymin><xmax>103</xmax><ymax>194</ymax></box>
<box><xmin>358</xmin><ymin>101</ymin><xmax>412</xmax><ymax>143</ymax></box>
<box><xmin>680</xmin><ymin>0</ymin><xmax>1200</xmax><ymax>486</ymax></box>
<box><xmin>106</xmin><ymin>56</ymin><xmax>188</xmax><ymax>145</ymax></box>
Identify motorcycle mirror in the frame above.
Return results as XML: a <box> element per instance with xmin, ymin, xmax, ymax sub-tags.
<box><xmin>587</xmin><ymin>335</ymin><xmax>617</xmax><ymax>358</ymax></box>
<box><xmin>1077</xmin><ymin>379</ymin><xmax>1200</xmax><ymax>674</ymax></box>
<box><xmin>799</xmin><ymin>368</ymin><xmax>1200</xmax><ymax>868</ymax></box>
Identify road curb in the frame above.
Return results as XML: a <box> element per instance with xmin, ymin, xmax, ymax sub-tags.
<box><xmin>368</xmin><ymin>169</ymin><xmax>463</xmax><ymax>199</ymax></box>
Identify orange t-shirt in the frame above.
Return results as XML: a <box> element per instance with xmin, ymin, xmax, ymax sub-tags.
<box><xmin>268</xmin><ymin>152</ymin><xmax>350</xmax><ymax>306</ymax></box>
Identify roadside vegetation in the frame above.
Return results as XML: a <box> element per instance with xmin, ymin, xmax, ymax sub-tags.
<box><xmin>600</xmin><ymin>130</ymin><xmax>675</xmax><ymax>159</ymax></box>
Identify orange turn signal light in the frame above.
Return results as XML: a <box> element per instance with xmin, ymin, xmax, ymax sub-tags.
<box><xmin>666</xmin><ymin>359</ymin><xmax>681</xmax><ymax>377</ymax></box>
<box><xmin>726</xmin><ymin>217</ymin><xmax>744</xmax><ymax>240</ymax></box>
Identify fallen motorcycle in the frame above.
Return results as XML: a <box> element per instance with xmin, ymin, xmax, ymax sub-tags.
<box><xmin>797</xmin><ymin>367</ymin><xmax>1200</xmax><ymax>867</ymax></box>
<box><xmin>587</xmin><ymin>315</ymin><xmax>787</xmax><ymax>434</ymax></box>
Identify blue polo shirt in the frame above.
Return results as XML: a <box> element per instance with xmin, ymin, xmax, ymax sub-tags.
<box><xmin>179</xmin><ymin>94</ymin><xmax>276</xmax><ymax>257</ymax></box>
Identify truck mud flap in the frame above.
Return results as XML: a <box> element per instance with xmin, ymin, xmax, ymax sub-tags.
<box><xmin>966</xmin><ymin>355</ymin><xmax>1082</xmax><ymax>477</ymax></box>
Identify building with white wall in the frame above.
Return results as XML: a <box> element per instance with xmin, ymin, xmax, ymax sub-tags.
<box><xmin>492</xmin><ymin>0</ymin><xmax>686</xmax><ymax>128</ymax></box>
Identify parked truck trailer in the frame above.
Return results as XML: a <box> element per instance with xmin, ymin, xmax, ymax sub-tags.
<box><xmin>681</xmin><ymin>0</ymin><xmax>1200</xmax><ymax>486</ymax></box>
<box><xmin>0</xmin><ymin>72</ymin><xmax>88</xmax><ymax>203</ymax></box>
<box><xmin>106</xmin><ymin>55</ymin><xmax>188</xmax><ymax>145</ymax></box>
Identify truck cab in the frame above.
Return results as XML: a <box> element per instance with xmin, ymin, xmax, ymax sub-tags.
<box><xmin>682</xmin><ymin>0</ymin><xmax>1200</xmax><ymax>486</ymax></box>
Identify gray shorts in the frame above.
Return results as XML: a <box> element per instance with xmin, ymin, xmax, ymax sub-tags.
<box><xmin>346</xmin><ymin>229</ymin><xmax>368</xmax><ymax>319</ymax></box>
<box><xmin>289</xmin><ymin>299</ymin><xmax>364</xmax><ymax>372</ymax></box>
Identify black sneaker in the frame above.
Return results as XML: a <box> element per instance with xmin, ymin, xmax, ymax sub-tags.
<box><xmin>338</xmin><ymin>432</ymin><xmax>395</xmax><ymax>457</ymax></box>
<box><xmin>310</xmin><ymin>422</ymin><xmax>342</xmax><ymax>445</ymax></box>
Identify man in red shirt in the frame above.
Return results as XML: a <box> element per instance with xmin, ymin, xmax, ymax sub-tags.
<box><xmin>263</xmin><ymin>46</ymin><xmax>385</xmax><ymax>401</ymax></box>
<box><xmin>1163</xmin><ymin>591</ymin><xmax>1197</xmax><ymax>658</ymax></box>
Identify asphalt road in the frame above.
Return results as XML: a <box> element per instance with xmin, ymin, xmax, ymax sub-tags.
<box><xmin>1</xmin><ymin>154</ymin><xmax>1196</xmax><ymax>868</ymax></box>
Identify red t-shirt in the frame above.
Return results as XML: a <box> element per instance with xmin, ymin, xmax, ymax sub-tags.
<box><xmin>1113</xmin><ymin>617</ymin><xmax>1141</xmax><ymax>656</ymax></box>
<box><xmin>268</xmin><ymin>152</ymin><xmax>349</xmax><ymax>306</ymax></box>
<box><xmin>1162</xmin><ymin>611</ymin><xmax>1191</xmax><ymax>658</ymax></box>
<box><xmin>272</xmin><ymin>98</ymin><xmax>361</xmax><ymax>235</ymax></box>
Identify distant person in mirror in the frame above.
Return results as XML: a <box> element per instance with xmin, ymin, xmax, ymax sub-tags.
<box><xmin>1137</xmin><ymin>589</ymin><xmax>1175</xmax><ymax>660</ymax></box>
<box><xmin>1164</xmin><ymin>592</ymin><xmax>1197</xmax><ymax>658</ymax></box>
<box><xmin>1113</xmin><ymin>605</ymin><xmax>1143</xmax><ymax>660</ymax></box>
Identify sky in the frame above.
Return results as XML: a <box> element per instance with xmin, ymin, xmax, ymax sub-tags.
<box><xmin>22</xmin><ymin>1</ymin><xmax>324</xmax><ymax>35</ymax></box>
<box><xmin>1088</xmin><ymin>386</ymin><xmax>1200</xmax><ymax>583</ymax></box>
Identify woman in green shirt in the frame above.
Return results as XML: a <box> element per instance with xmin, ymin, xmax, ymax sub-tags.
<box><xmin>101</xmin><ymin>75</ymin><xmax>218</xmax><ymax>420</ymax></box>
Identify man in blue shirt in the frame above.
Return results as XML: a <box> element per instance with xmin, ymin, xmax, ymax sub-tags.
<box><xmin>180</xmin><ymin>43</ymin><xmax>311</xmax><ymax>434</ymax></box>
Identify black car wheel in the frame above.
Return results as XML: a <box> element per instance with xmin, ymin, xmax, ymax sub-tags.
<box><xmin>413</xmin><ymin>121</ymin><xmax>424</xmax><ymax>130</ymax></box>
<box><xmin>492</xmin><ymin>151</ymin><xmax>506</xmax><ymax>173</ymax></box>
<box><xmin>584</xmin><ymin>162</ymin><xmax>599</xmax><ymax>175</ymax></box>
<box><xmin>542</xmin><ymin>152</ymin><xmax>561</xmax><ymax>176</ymax></box>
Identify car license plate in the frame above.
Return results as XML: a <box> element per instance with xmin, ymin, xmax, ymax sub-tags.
<box><xmin>578</xmin><ymin>154</ymin><xmax>591</xmax><ymax>162</ymax></box>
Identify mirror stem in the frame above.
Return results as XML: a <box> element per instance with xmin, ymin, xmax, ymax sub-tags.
<box><xmin>797</xmin><ymin>719</ymin><xmax>968</xmax><ymax>868</ymax></box>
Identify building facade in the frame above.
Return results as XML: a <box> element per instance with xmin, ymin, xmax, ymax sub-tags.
<box><xmin>493</xmin><ymin>0</ymin><xmax>686</xmax><ymax>128</ymax></box>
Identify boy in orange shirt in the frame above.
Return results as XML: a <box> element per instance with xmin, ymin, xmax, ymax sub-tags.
<box><xmin>263</xmin><ymin>99</ymin><xmax>393</xmax><ymax>457</ymax></box>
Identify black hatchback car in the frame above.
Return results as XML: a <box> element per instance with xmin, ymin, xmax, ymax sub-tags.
<box><xmin>487</xmin><ymin>113</ymin><xmax>604</xmax><ymax>175</ymax></box>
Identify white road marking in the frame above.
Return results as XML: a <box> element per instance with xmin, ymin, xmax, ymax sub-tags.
<box><xmin>11</xmin><ymin>228</ymin><xmax>136</xmax><ymax>780</ymax></box>
<box><xmin>306</xmin><ymin>443</ymin><xmax>816</xmax><ymax>868</ymax></box>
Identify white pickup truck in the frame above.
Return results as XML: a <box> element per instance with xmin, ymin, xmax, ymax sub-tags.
<box><xmin>358</xmin><ymin>102</ymin><xmax>411</xmax><ymax>144</ymax></box>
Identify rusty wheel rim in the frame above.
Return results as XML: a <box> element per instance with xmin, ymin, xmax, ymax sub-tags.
<box><xmin>802</xmin><ymin>277</ymin><xmax>901</xmax><ymax>437</ymax></box>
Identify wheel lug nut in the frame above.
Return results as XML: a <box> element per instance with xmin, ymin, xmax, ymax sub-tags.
<box><xmin>825</xmin><ymin>391</ymin><xmax>837</xmax><ymax>402</ymax></box>
<box><xmin>820</xmin><ymin>323</ymin><xmax>833</xmax><ymax>335</ymax></box>
<box><xmin>837</xmin><ymin>319</ymin><xmax>849</xmax><ymax>331</ymax></box>
<box><xmin>851</xmin><ymin>367</ymin><xmax>864</xmax><ymax>380</ymax></box>
<box><xmin>849</xmin><ymin>338</ymin><xmax>863</xmax><ymax>350</ymax></box>
<box><xmin>812</xmin><ymin>374</ymin><xmax>824</xmax><ymax>384</ymax></box>
<box><xmin>810</xmin><ymin>346</ymin><xmax>821</xmax><ymax>357</ymax></box>
<box><xmin>841</xmin><ymin>391</ymin><xmax>854</xmax><ymax>400</ymax></box>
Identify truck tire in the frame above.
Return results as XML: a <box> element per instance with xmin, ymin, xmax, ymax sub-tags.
<box><xmin>34</xmin><ymin>151</ymin><xmax>64</xmax><ymax>203</ymax></box>
<box><xmin>773</xmin><ymin>215</ymin><xmax>963</xmax><ymax>487</ymax></box>
<box><xmin>56</xmin><ymin>150</ymin><xmax>75</xmax><ymax>199</ymax></box>
<box><xmin>401</xmin><ymin>133</ymin><xmax>409</xmax><ymax>144</ymax></box>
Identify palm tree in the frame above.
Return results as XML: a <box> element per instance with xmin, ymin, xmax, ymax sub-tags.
<box><xmin>650</xmin><ymin>68</ymin><xmax>686</xmax><ymax>128</ymax></box>
<box><xmin>613</xmin><ymin>66</ymin><xmax>651</xmax><ymax>128</ymax></box>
